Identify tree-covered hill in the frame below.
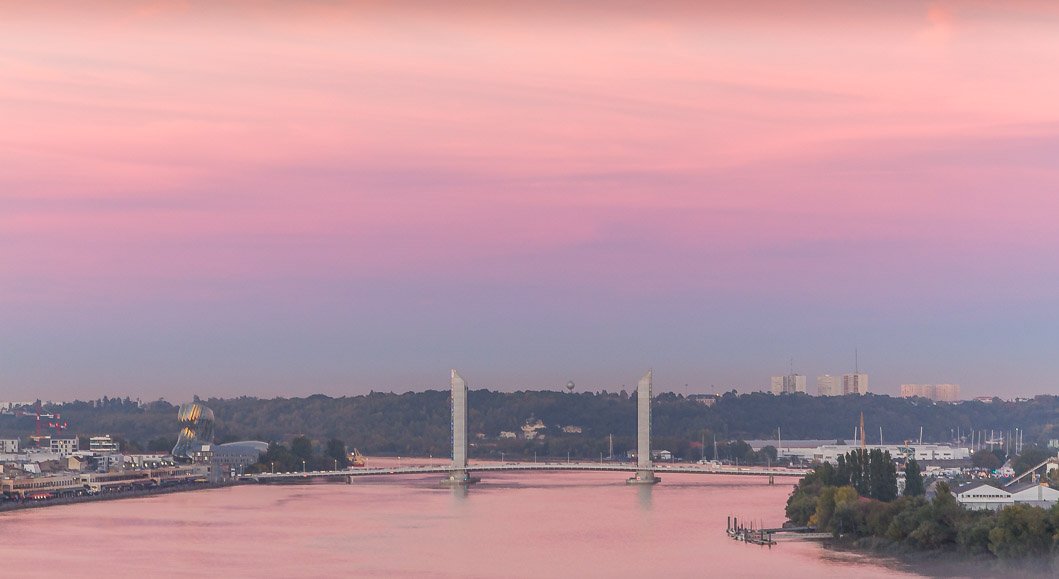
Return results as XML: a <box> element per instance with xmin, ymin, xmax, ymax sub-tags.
<box><xmin>2</xmin><ymin>391</ymin><xmax>1058</xmax><ymax>459</ymax></box>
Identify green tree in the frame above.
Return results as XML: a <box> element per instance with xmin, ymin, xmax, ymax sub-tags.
<box><xmin>972</xmin><ymin>449</ymin><xmax>1002</xmax><ymax>470</ymax></box>
<box><xmin>291</xmin><ymin>436</ymin><xmax>314</xmax><ymax>464</ymax></box>
<box><xmin>147</xmin><ymin>436</ymin><xmax>176</xmax><ymax>452</ymax></box>
<box><xmin>811</xmin><ymin>486</ymin><xmax>837</xmax><ymax>530</ymax></box>
<box><xmin>325</xmin><ymin>438</ymin><xmax>350</xmax><ymax>468</ymax></box>
<box><xmin>988</xmin><ymin>505</ymin><xmax>1052</xmax><ymax>559</ymax></box>
<box><xmin>904</xmin><ymin>458</ymin><xmax>925</xmax><ymax>497</ymax></box>
<box><xmin>830</xmin><ymin>485</ymin><xmax>861</xmax><ymax>536</ymax></box>
<box><xmin>1011</xmin><ymin>446</ymin><xmax>1053</xmax><ymax>475</ymax></box>
<box><xmin>868</xmin><ymin>449</ymin><xmax>898</xmax><ymax>501</ymax></box>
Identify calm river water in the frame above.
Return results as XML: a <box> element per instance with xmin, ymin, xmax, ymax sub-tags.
<box><xmin>0</xmin><ymin>465</ymin><xmax>922</xmax><ymax>578</ymax></box>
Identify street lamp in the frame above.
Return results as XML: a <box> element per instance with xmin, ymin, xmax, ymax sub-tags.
<box><xmin>501</xmin><ymin>452</ymin><xmax>505</xmax><ymax>463</ymax></box>
<box><xmin>302</xmin><ymin>459</ymin><xmax>306</xmax><ymax>473</ymax></box>
<box><xmin>334</xmin><ymin>458</ymin><xmax>338</xmax><ymax>471</ymax></box>
<box><xmin>271</xmin><ymin>462</ymin><xmax>275</xmax><ymax>474</ymax></box>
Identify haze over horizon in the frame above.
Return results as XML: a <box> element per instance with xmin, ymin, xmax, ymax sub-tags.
<box><xmin>3</xmin><ymin>1</ymin><xmax>1059</xmax><ymax>402</ymax></box>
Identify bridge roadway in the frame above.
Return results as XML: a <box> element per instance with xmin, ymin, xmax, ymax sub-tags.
<box><xmin>243</xmin><ymin>462</ymin><xmax>811</xmax><ymax>483</ymax></box>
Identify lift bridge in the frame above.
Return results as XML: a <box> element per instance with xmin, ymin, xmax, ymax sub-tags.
<box><xmin>242</xmin><ymin>370</ymin><xmax>809</xmax><ymax>486</ymax></box>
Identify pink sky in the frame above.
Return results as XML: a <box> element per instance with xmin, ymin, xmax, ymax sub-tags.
<box><xmin>2</xmin><ymin>1</ymin><xmax>1059</xmax><ymax>399</ymax></box>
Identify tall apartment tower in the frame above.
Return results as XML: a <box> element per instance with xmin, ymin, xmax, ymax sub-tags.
<box><xmin>843</xmin><ymin>373</ymin><xmax>869</xmax><ymax>395</ymax></box>
<box><xmin>934</xmin><ymin>383</ymin><xmax>960</xmax><ymax>402</ymax></box>
<box><xmin>771</xmin><ymin>374</ymin><xmax>807</xmax><ymax>395</ymax></box>
<box><xmin>901</xmin><ymin>383</ymin><xmax>959</xmax><ymax>402</ymax></box>
<box><xmin>900</xmin><ymin>384</ymin><xmax>925</xmax><ymax>398</ymax></box>
<box><xmin>817</xmin><ymin>374</ymin><xmax>837</xmax><ymax>396</ymax></box>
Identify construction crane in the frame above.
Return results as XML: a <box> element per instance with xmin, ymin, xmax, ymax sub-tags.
<box><xmin>19</xmin><ymin>401</ymin><xmax>68</xmax><ymax>443</ymax></box>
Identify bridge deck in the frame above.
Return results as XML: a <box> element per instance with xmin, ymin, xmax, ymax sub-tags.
<box><xmin>246</xmin><ymin>463</ymin><xmax>810</xmax><ymax>482</ymax></box>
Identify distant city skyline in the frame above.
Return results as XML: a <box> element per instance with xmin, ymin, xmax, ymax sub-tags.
<box><xmin>3</xmin><ymin>2</ymin><xmax>1059</xmax><ymax>401</ymax></box>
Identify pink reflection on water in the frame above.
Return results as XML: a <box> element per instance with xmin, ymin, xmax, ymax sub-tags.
<box><xmin>0</xmin><ymin>473</ymin><xmax>919</xmax><ymax>578</ymax></box>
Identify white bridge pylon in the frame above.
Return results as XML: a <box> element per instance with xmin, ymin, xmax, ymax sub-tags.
<box><xmin>443</xmin><ymin>369</ymin><xmax>479</xmax><ymax>486</ymax></box>
<box><xmin>445</xmin><ymin>369</ymin><xmax>658</xmax><ymax>486</ymax></box>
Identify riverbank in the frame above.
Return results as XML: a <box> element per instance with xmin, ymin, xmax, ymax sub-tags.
<box><xmin>784</xmin><ymin>455</ymin><xmax>1059</xmax><ymax>576</ymax></box>
<box><xmin>0</xmin><ymin>481</ymin><xmax>239</xmax><ymax>514</ymax></box>
<box><xmin>821</xmin><ymin>536</ymin><xmax>1058</xmax><ymax>578</ymax></box>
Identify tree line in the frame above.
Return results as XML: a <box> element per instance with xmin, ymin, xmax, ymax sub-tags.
<box><xmin>786</xmin><ymin>452</ymin><xmax>1059</xmax><ymax>567</ymax></box>
<box><xmin>2</xmin><ymin>391</ymin><xmax>1058</xmax><ymax>460</ymax></box>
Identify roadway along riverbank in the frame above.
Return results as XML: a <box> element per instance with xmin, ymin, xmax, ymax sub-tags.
<box><xmin>0</xmin><ymin>481</ymin><xmax>240</xmax><ymax>514</ymax></box>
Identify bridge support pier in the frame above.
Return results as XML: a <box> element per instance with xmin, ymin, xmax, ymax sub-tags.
<box><xmin>626</xmin><ymin>370</ymin><xmax>659</xmax><ymax>485</ymax></box>
<box><xmin>440</xmin><ymin>471</ymin><xmax>481</xmax><ymax>487</ymax></box>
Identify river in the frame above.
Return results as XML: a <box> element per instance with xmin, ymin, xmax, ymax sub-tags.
<box><xmin>0</xmin><ymin>466</ymin><xmax>921</xmax><ymax>578</ymax></box>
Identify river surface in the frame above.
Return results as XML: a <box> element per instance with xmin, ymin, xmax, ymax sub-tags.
<box><xmin>0</xmin><ymin>463</ymin><xmax>922</xmax><ymax>578</ymax></box>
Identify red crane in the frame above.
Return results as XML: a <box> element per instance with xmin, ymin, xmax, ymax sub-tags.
<box><xmin>19</xmin><ymin>401</ymin><xmax>67</xmax><ymax>443</ymax></box>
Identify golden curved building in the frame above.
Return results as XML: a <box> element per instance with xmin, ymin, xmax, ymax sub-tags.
<box><xmin>172</xmin><ymin>402</ymin><xmax>215</xmax><ymax>462</ymax></box>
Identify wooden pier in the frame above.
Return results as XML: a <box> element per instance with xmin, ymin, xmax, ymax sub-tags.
<box><xmin>726</xmin><ymin>516</ymin><xmax>828</xmax><ymax>546</ymax></box>
<box><xmin>726</xmin><ymin>516</ymin><xmax>776</xmax><ymax>546</ymax></box>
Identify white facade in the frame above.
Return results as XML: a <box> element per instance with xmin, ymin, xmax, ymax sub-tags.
<box><xmin>0</xmin><ymin>439</ymin><xmax>19</xmax><ymax>453</ymax></box>
<box><xmin>816</xmin><ymin>375</ymin><xmax>838</xmax><ymax>396</ymax></box>
<box><xmin>934</xmin><ymin>384</ymin><xmax>960</xmax><ymax>402</ymax></box>
<box><xmin>843</xmin><ymin>373</ymin><xmax>869</xmax><ymax>395</ymax></box>
<box><xmin>956</xmin><ymin>482</ymin><xmax>1012</xmax><ymax>511</ymax></box>
<box><xmin>49</xmin><ymin>438</ymin><xmax>79</xmax><ymax>457</ymax></box>
<box><xmin>900</xmin><ymin>384</ymin><xmax>930</xmax><ymax>398</ymax></box>
<box><xmin>1009</xmin><ymin>483</ymin><xmax>1059</xmax><ymax>508</ymax></box>
<box><xmin>793</xmin><ymin>444</ymin><xmax>970</xmax><ymax>464</ymax></box>
<box><xmin>771</xmin><ymin>374</ymin><xmax>807</xmax><ymax>395</ymax></box>
<box><xmin>89</xmin><ymin>435</ymin><xmax>120</xmax><ymax>453</ymax></box>
<box><xmin>900</xmin><ymin>383</ymin><xmax>960</xmax><ymax>402</ymax></box>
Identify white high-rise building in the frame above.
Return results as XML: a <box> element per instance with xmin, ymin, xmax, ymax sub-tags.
<box><xmin>771</xmin><ymin>374</ymin><xmax>806</xmax><ymax>395</ymax></box>
<box><xmin>843</xmin><ymin>373</ymin><xmax>869</xmax><ymax>395</ymax></box>
<box><xmin>901</xmin><ymin>384</ymin><xmax>930</xmax><ymax>398</ymax></box>
<box><xmin>900</xmin><ymin>383</ymin><xmax>959</xmax><ymax>402</ymax></box>
<box><xmin>817</xmin><ymin>374</ymin><xmax>838</xmax><ymax>396</ymax></box>
<box><xmin>935</xmin><ymin>383</ymin><xmax>960</xmax><ymax>402</ymax></box>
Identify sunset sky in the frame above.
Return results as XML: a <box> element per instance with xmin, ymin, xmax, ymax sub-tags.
<box><xmin>3</xmin><ymin>1</ymin><xmax>1059</xmax><ymax>401</ymax></box>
